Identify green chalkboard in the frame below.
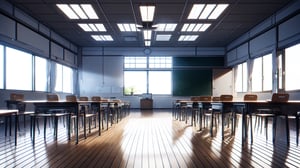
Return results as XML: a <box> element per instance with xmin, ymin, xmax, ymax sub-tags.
<box><xmin>172</xmin><ymin>69</ymin><xmax>212</xmax><ymax>96</ymax></box>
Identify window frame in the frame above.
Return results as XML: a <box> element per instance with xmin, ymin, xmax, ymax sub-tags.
<box><xmin>123</xmin><ymin>56</ymin><xmax>172</xmax><ymax>95</ymax></box>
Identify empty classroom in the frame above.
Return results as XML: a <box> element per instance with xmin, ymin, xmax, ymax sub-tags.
<box><xmin>0</xmin><ymin>0</ymin><xmax>300</xmax><ymax>167</ymax></box>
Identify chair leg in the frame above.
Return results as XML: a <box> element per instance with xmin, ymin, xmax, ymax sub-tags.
<box><xmin>285</xmin><ymin>115</ymin><xmax>289</xmax><ymax>146</ymax></box>
<box><xmin>296</xmin><ymin>115</ymin><xmax>299</xmax><ymax>146</ymax></box>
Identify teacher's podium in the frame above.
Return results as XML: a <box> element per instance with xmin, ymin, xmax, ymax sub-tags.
<box><xmin>140</xmin><ymin>98</ymin><xmax>153</xmax><ymax>110</ymax></box>
<box><xmin>140</xmin><ymin>93</ymin><xmax>153</xmax><ymax>110</ymax></box>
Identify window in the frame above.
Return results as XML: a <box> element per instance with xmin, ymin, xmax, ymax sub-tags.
<box><xmin>124</xmin><ymin>71</ymin><xmax>147</xmax><ymax>95</ymax></box>
<box><xmin>54</xmin><ymin>63</ymin><xmax>74</xmax><ymax>93</ymax></box>
<box><xmin>6</xmin><ymin>47</ymin><xmax>33</xmax><ymax>90</ymax></box>
<box><xmin>35</xmin><ymin>56</ymin><xmax>48</xmax><ymax>91</ymax></box>
<box><xmin>285</xmin><ymin>43</ymin><xmax>300</xmax><ymax>91</ymax></box>
<box><xmin>235</xmin><ymin>62</ymin><xmax>247</xmax><ymax>92</ymax></box>
<box><xmin>124</xmin><ymin>57</ymin><xmax>147</xmax><ymax>68</ymax></box>
<box><xmin>0</xmin><ymin>45</ymin><xmax>3</xmax><ymax>89</ymax></box>
<box><xmin>62</xmin><ymin>66</ymin><xmax>74</xmax><ymax>93</ymax></box>
<box><xmin>55</xmin><ymin>63</ymin><xmax>63</xmax><ymax>92</ymax></box>
<box><xmin>124</xmin><ymin>56</ymin><xmax>172</xmax><ymax>95</ymax></box>
<box><xmin>149</xmin><ymin>57</ymin><xmax>172</xmax><ymax>68</ymax></box>
<box><xmin>251</xmin><ymin>53</ymin><xmax>272</xmax><ymax>92</ymax></box>
<box><xmin>149</xmin><ymin>71</ymin><xmax>172</xmax><ymax>94</ymax></box>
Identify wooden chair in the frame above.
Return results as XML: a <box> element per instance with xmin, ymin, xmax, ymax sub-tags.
<box><xmin>232</xmin><ymin>94</ymin><xmax>257</xmax><ymax>143</ymax></box>
<box><xmin>199</xmin><ymin>96</ymin><xmax>211</xmax><ymax>130</ymax></box>
<box><xmin>30</xmin><ymin>94</ymin><xmax>70</xmax><ymax>141</ymax></box>
<box><xmin>9</xmin><ymin>93</ymin><xmax>34</xmax><ymax>131</ymax></box>
<box><xmin>255</xmin><ymin>93</ymin><xmax>289</xmax><ymax>144</ymax></box>
<box><xmin>209</xmin><ymin>95</ymin><xmax>233</xmax><ymax>137</ymax></box>
<box><xmin>79</xmin><ymin>96</ymin><xmax>97</xmax><ymax>135</ymax></box>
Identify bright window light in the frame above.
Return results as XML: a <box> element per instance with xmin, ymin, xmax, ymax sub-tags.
<box><xmin>188</xmin><ymin>4</ymin><xmax>205</xmax><ymax>19</ymax></box>
<box><xmin>6</xmin><ymin>47</ymin><xmax>33</xmax><ymax>90</ymax></box>
<box><xmin>143</xmin><ymin>30</ymin><xmax>152</xmax><ymax>40</ymax></box>
<box><xmin>156</xmin><ymin>34</ymin><xmax>171</xmax><ymax>41</ymax></box>
<box><xmin>209</xmin><ymin>4</ymin><xmax>229</xmax><ymax>19</ymax></box>
<box><xmin>285</xmin><ymin>43</ymin><xmax>300</xmax><ymax>91</ymax></box>
<box><xmin>140</xmin><ymin>5</ymin><xmax>155</xmax><ymax>22</ymax></box>
<box><xmin>0</xmin><ymin>45</ymin><xmax>3</xmax><ymax>89</ymax></box>
<box><xmin>149</xmin><ymin>71</ymin><xmax>172</xmax><ymax>94</ymax></box>
<box><xmin>57</xmin><ymin>4</ymin><xmax>98</xmax><ymax>19</ymax></box>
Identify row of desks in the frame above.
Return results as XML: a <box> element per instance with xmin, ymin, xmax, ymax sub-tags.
<box><xmin>176</xmin><ymin>100</ymin><xmax>300</xmax><ymax>146</ymax></box>
<box><xmin>5</xmin><ymin>100</ymin><xmax>130</xmax><ymax>145</ymax></box>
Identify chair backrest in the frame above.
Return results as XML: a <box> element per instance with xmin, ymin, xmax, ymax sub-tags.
<box><xmin>212</xmin><ymin>97</ymin><xmax>220</xmax><ymax>101</ymax></box>
<box><xmin>91</xmin><ymin>96</ymin><xmax>101</xmax><ymax>101</ymax></box>
<box><xmin>271</xmin><ymin>93</ymin><xmax>289</xmax><ymax>102</ymax></box>
<box><xmin>65</xmin><ymin>95</ymin><xmax>77</xmax><ymax>102</ymax></box>
<box><xmin>220</xmin><ymin>95</ymin><xmax>233</xmax><ymax>101</ymax></box>
<box><xmin>190</xmin><ymin>96</ymin><xmax>200</xmax><ymax>101</ymax></box>
<box><xmin>10</xmin><ymin>93</ymin><xmax>24</xmax><ymax>101</ymax></box>
<box><xmin>47</xmin><ymin>94</ymin><xmax>59</xmax><ymax>101</ymax></box>
<box><xmin>79</xmin><ymin>96</ymin><xmax>88</xmax><ymax>101</ymax></box>
<box><xmin>244</xmin><ymin>94</ymin><xmax>257</xmax><ymax>101</ymax></box>
<box><xmin>199</xmin><ymin>96</ymin><xmax>212</xmax><ymax>101</ymax></box>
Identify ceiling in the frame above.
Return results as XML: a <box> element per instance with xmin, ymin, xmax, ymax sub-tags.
<box><xmin>8</xmin><ymin>0</ymin><xmax>293</xmax><ymax>48</ymax></box>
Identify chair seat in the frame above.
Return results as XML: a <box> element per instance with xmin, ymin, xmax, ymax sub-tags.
<box><xmin>256</xmin><ymin>113</ymin><xmax>276</xmax><ymax>117</ymax></box>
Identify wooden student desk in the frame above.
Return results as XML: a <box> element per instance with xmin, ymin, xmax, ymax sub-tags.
<box><xmin>178</xmin><ymin>100</ymin><xmax>300</xmax><ymax>146</ymax></box>
<box><xmin>0</xmin><ymin>109</ymin><xmax>19</xmax><ymax>146</ymax></box>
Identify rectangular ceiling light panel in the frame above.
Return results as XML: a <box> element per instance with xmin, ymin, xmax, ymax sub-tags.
<box><xmin>188</xmin><ymin>4</ymin><xmax>228</xmax><ymax>20</ymax></box>
<box><xmin>57</xmin><ymin>4</ymin><xmax>98</xmax><ymax>19</ymax></box>
<box><xmin>156</xmin><ymin>24</ymin><xmax>177</xmax><ymax>31</ymax></box>
<box><xmin>91</xmin><ymin>35</ymin><xmax>113</xmax><ymax>41</ymax></box>
<box><xmin>140</xmin><ymin>5</ymin><xmax>155</xmax><ymax>22</ymax></box>
<box><xmin>78</xmin><ymin>23</ymin><xmax>106</xmax><ymax>32</ymax></box>
<box><xmin>178</xmin><ymin>35</ymin><xmax>198</xmax><ymax>41</ymax></box>
<box><xmin>156</xmin><ymin>34</ymin><xmax>171</xmax><ymax>41</ymax></box>
<box><xmin>117</xmin><ymin>24</ymin><xmax>138</xmax><ymax>32</ymax></box>
<box><xmin>181</xmin><ymin>23</ymin><xmax>211</xmax><ymax>32</ymax></box>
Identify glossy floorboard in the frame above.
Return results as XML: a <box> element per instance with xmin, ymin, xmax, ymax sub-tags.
<box><xmin>0</xmin><ymin>109</ymin><xmax>299</xmax><ymax>168</ymax></box>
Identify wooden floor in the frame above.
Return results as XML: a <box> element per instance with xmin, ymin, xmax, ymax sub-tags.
<box><xmin>0</xmin><ymin>109</ymin><xmax>300</xmax><ymax>168</ymax></box>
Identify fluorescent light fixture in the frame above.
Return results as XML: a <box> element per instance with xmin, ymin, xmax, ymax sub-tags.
<box><xmin>181</xmin><ymin>23</ymin><xmax>211</xmax><ymax>32</ymax></box>
<box><xmin>117</xmin><ymin>24</ymin><xmax>138</xmax><ymax>32</ymax></box>
<box><xmin>156</xmin><ymin>34</ymin><xmax>171</xmax><ymax>41</ymax></box>
<box><xmin>78</xmin><ymin>23</ymin><xmax>106</xmax><ymax>32</ymax></box>
<box><xmin>143</xmin><ymin>30</ymin><xmax>152</xmax><ymax>40</ymax></box>
<box><xmin>209</xmin><ymin>4</ymin><xmax>229</xmax><ymax>19</ymax></box>
<box><xmin>188</xmin><ymin>4</ymin><xmax>205</xmax><ymax>19</ymax></box>
<box><xmin>140</xmin><ymin>5</ymin><xmax>155</xmax><ymax>22</ymax></box>
<box><xmin>56</xmin><ymin>4</ymin><xmax>98</xmax><ymax>19</ymax></box>
<box><xmin>199</xmin><ymin>4</ymin><xmax>216</xmax><ymax>19</ymax></box>
<box><xmin>145</xmin><ymin>40</ymin><xmax>151</xmax><ymax>46</ymax></box>
<box><xmin>81</xmin><ymin>4</ymin><xmax>98</xmax><ymax>19</ymax></box>
<box><xmin>188</xmin><ymin>4</ymin><xmax>228</xmax><ymax>20</ymax></box>
<box><xmin>178</xmin><ymin>35</ymin><xmax>198</xmax><ymax>41</ymax></box>
<box><xmin>70</xmin><ymin>4</ymin><xmax>88</xmax><ymax>19</ymax></box>
<box><xmin>57</xmin><ymin>4</ymin><xmax>79</xmax><ymax>19</ymax></box>
<box><xmin>156</xmin><ymin>24</ymin><xmax>177</xmax><ymax>31</ymax></box>
<box><xmin>199</xmin><ymin>24</ymin><xmax>211</xmax><ymax>31</ymax></box>
<box><xmin>91</xmin><ymin>35</ymin><xmax>113</xmax><ymax>41</ymax></box>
